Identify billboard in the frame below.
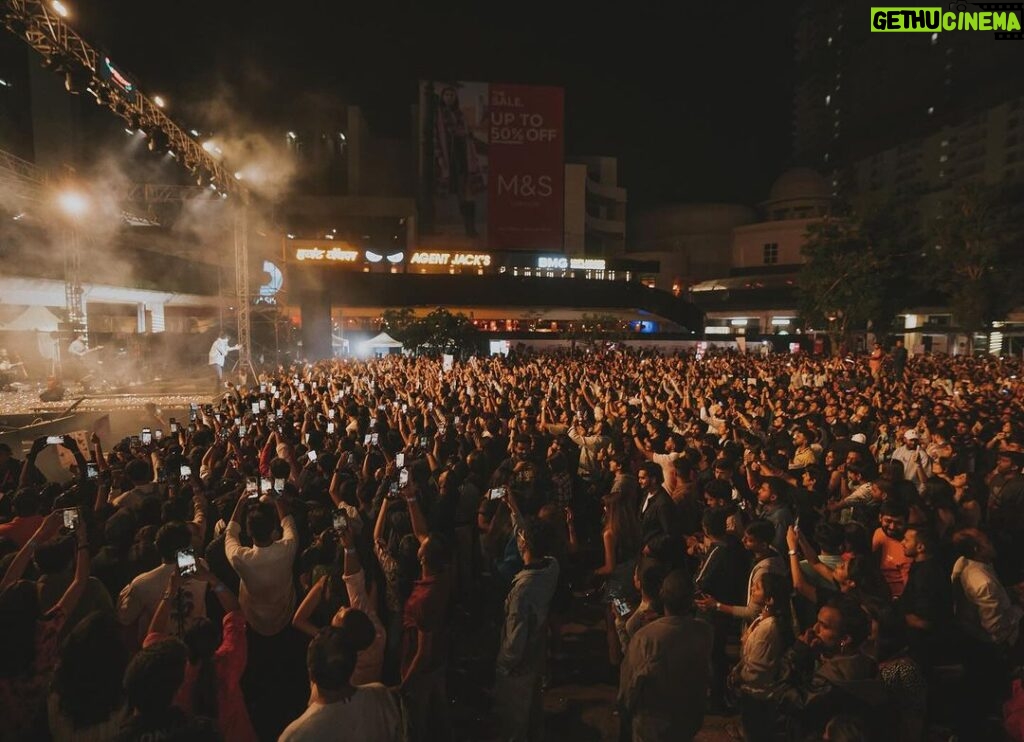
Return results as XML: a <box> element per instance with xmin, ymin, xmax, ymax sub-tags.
<box><xmin>419</xmin><ymin>81</ymin><xmax>564</xmax><ymax>251</ymax></box>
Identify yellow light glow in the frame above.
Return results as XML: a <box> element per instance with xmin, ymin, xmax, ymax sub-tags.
<box><xmin>56</xmin><ymin>190</ymin><xmax>89</xmax><ymax>218</ymax></box>
<box><xmin>51</xmin><ymin>0</ymin><xmax>69</xmax><ymax>18</ymax></box>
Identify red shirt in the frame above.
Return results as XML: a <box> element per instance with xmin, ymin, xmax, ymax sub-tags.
<box><xmin>0</xmin><ymin>515</ymin><xmax>45</xmax><ymax>547</ymax></box>
<box><xmin>401</xmin><ymin>573</ymin><xmax>451</xmax><ymax>677</ymax></box>
<box><xmin>145</xmin><ymin>611</ymin><xmax>256</xmax><ymax>742</ymax></box>
<box><xmin>873</xmin><ymin>527</ymin><xmax>911</xmax><ymax>599</ymax></box>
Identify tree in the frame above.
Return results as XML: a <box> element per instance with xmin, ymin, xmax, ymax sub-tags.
<box><xmin>799</xmin><ymin>203</ymin><xmax>920</xmax><ymax>353</ymax></box>
<box><xmin>382</xmin><ymin>307</ymin><xmax>479</xmax><ymax>356</ymax></box>
<box><xmin>925</xmin><ymin>183</ymin><xmax>1024</xmax><ymax>353</ymax></box>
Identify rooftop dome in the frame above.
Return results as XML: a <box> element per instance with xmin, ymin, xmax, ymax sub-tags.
<box><xmin>767</xmin><ymin>168</ymin><xmax>830</xmax><ymax>203</ymax></box>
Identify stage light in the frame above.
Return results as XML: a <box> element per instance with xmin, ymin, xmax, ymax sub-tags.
<box><xmin>190</xmin><ymin>128</ymin><xmax>200</xmax><ymax>137</ymax></box>
<box><xmin>365</xmin><ymin>251</ymin><xmax>383</xmax><ymax>263</ymax></box>
<box><xmin>209</xmin><ymin>182</ymin><xmax>217</xmax><ymax>191</ymax></box>
<box><xmin>0</xmin><ymin>78</ymin><xmax>10</xmax><ymax>87</ymax></box>
<box><xmin>57</xmin><ymin>190</ymin><xmax>89</xmax><ymax>218</ymax></box>
<box><xmin>386</xmin><ymin>252</ymin><xmax>404</xmax><ymax>264</ymax></box>
<box><xmin>286</xmin><ymin>234</ymin><xmax>296</xmax><ymax>239</ymax></box>
<box><xmin>51</xmin><ymin>1</ymin><xmax>70</xmax><ymax>18</ymax></box>
<box><xmin>234</xmin><ymin>172</ymin><xmax>242</xmax><ymax>180</ymax></box>
<box><xmin>124</xmin><ymin>127</ymin><xmax>134</xmax><ymax>135</ymax></box>
<box><xmin>201</xmin><ymin>140</ymin><xmax>214</xmax><ymax>153</ymax></box>
<box><xmin>153</xmin><ymin>95</ymin><xmax>166</xmax><ymax>108</ymax></box>
<box><xmin>286</xmin><ymin>131</ymin><xmax>296</xmax><ymax>140</ymax></box>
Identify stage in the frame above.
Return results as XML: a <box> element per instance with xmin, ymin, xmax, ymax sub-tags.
<box><xmin>0</xmin><ymin>375</ymin><xmax>223</xmax><ymax>482</ymax></box>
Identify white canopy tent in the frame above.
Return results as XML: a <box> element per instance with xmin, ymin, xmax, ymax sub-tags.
<box><xmin>359</xmin><ymin>332</ymin><xmax>404</xmax><ymax>356</ymax></box>
<box><xmin>0</xmin><ymin>305</ymin><xmax>61</xmax><ymax>332</ymax></box>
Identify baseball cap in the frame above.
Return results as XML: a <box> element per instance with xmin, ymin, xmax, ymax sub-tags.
<box><xmin>904</xmin><ymin>429</ymin><xmax>919</xmax><ymax>441</ymax></box>
<box><xmin>851</xmin><ymin>433</ymin><xmax>867</xmax><ymax>444</ymax></box>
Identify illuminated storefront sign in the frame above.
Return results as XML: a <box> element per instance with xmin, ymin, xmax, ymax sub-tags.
<box><xmin>295</xmin><ymin>247</ymin><xmax>359</xmax><ymax>262</ymax></box>
<box><xmin>409</xmin><ymin>252</ymin><xmax>492</xmax><ymax>267</ymax></box>
<box><xmin>537</xmin><ymin>256</ymin><xmax>607</xmax><ymax>270</ymax></box>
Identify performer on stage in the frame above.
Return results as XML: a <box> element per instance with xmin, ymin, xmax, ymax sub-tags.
<box><xmin>0</xmin><ymin>349</ymin><xmax>16</xmax><ymax>390</ymax></box>
<box><xmin>66</xmin><ymin>333</ymin><xmax>93</xmax><ymax>388</ymax></box>
<box><xmin>208</xmin><ymin>331</ymin><xmax>242</xmax><ymax>393</ymax></box>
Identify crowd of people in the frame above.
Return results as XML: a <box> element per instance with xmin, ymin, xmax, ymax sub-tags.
<box><xmin>1</xmin><ymin>345</ymin><xmax>1023</xmax><ymax>742</ymax></box>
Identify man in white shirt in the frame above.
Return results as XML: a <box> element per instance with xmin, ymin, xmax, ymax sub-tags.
<box><xmin>224</xmin><ymin>492</ymin><xmax>298</xmax><ymax>636</ymax></box>
<box><xmin>208</xmin><ymin>331</ymin><xmax>241</xmax><ymax>393</ymax></box>
<box><xmin>118</xmin><ymin>522</ymin><xmax>207</xmax><ymax>645</ymax></box>
<box><xmin>280</xmin><ymin>628</ymin><xmax>400</xmax><ymax>742</ymax></box>
<box><xmin>891</xmin><ymin>429</ymin><xmax>931</xmax><ymax>492</ymax></box>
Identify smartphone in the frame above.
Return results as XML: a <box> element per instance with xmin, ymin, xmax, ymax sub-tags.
<box><xmin>180</xmin><ymin>464</ymin><xmax>192</xmax><ymax>481</ymax></box>
<box><xmin>189</xmin><ymin>403</ymin><xmax>198</xmax><ymax>421</ymax></box>
<box><xmin>238</xmin><ymin>425</ymin><xmax>247</xmax><ymax>436</ymax></box>
<box><xmin>46</xmin><ymin>435</ymin><xmax>63</xmax><ymax>445</ymax></box>
<box><xmin>438</xmin><ymin>425</ymin><xmax>446</xmax><ymax>436</ymax></box>
<box><xmin>251</xmin><ymin>402</ymin><xmax>260</xmax><ymax>414</ymax></box>
<box><xmin>307</xmin><ymin>450</ymin><xmax>318</xmax><ymax>462</ymax></box>
<box><xmin>363</xmin><ymin>433</ymin><xmax>372</xmax><ymax>446</ymax></box>
<box><xmin>612</xmin><ymin>598</ymin><xmax>632</xmax><ymax>617</ymax></box>
<box><xmin>388</xmin><ymin>481</ymin><xmax>400</xmax><ymax>498</ymax></box>
<box><xmin>86</xmin><ymin>461</ymin><xmax>98</xmax><ymax>479</ymax></box>
<box><xmin>401</xmin><ymin>404</ymin><xmax>408</xmax><ymax>413</ymax></box>
<box><xmin>61</xmin><ymin>507</ymin><xmax>79</xmax><ymax>531</ymax></box>
<box><xmin>328</xmin><ymin>408</ymin><xmax>335</xmax><ymax>419</ymax></box>
<box><xmin>428</xmin><ymin>402</ymin><xmax>433</xmax><ymax>411</ymax></box>
<box><xmin>234</xmin><ymin>417</ymin><xmax>241</xmax><ymax>426</ymax></box>
<box><xmin>399</xmin><ymin>468</ymin><xmax>409</xmax><ymax>486</ymax></box>
<box><xmin>187</xmin><ymin>423</ymin><xmax>196</xmax><ymax>433</ymax></box>
<box><xmin>277</xmin><ymin>408</ymin><xmax>284</xmax><ymax>418</ymax></box>
<box><xmin>219</xmin><ymin>428</ymin><xmax>230</xmax><ymax>440</ymax></box>
<box><xmin>175</xmin><ymin>547</ymin><xmax>197</xmax><ymax>577</ymax></box>
<box><xmin>454</xmin><ymin>416</ymin><xmax>460</xmax><ymax>425</ymax></box>
<box><xmin>140</xmin><ymin>428</ymin><xmax>152</xmax><ymax>446</ymax></box>
<box><xmin>489</xmin><ymin>486</ymin><xmax>506</xmax><ymax>501</ymax></box>
<box><xmin>327</xmin><ymin>422</ymin><xmax>335</xmax><ymax>434</ymax></box>
<box><xmin>370</xmin><ymin>433</ymin><xmax>379</xmax><ymax>446</ymax></box>
<box><xmin>274</xmin><ymin>391</ymin><xmax>281</xmax><ymax>399</ymax></box>
<box><xmin>245</xmin><ymin>477</ymin><xmax>258</xmax><ymax>498</ymax></box>
<box><xmin>274</xmin><ymin>478</ymin><xmax>285</xmax><ymax>492</ymax></box>
<box><xmin>332</xmin><ymin>509</ymin><xmax>348</xmax><ymax>531</ymax></box>
<box><xmin>794</xmin><ymin>516</ymin><xmax>801</xmax><ymax>533</ymax></box>
<box><xmin>298</xmin><ymin>382</ymin><xmax>305</xmax><ymax>392</ymax></box>
<box><xmin>260</xmin><ymin>477</ymin><xmax>272</xmax><ymax>494</ymax></box>
<box><xmin>419</xmin><ymin>435</ymin><xmax>429</xmax><ymax>448</ymax></box>
<box><xmin>170</xmin><ymin>418</ymin><xmax>178</xmax><ymax>432</ymax></box>
<box><xmin>369</xmin><ymin>417</ymin><xmax>377</xmax><ymax>428</ymax></box>
<box><xmin>215</xmin><ymin>413</ymin><xmax>222</xmax><ymax>423</ymax></box>
<box><xmin>154</xmin><ymin>429</ymin><xmax>163</xmax><ymax>442</ymax></box>
<box><xmin>395</xmin><ymin>452</ymin><xmax>405</xmax><ymax>467</ymax></box>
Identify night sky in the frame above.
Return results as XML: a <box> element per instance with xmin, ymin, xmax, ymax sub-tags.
<box><xmin>73</xmin><ymin>1</ymin><xmax>797</xmax><ymax>208</ymax></box>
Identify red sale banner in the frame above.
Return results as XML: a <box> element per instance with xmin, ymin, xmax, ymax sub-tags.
<box><xmin>487</xmin><ymin>84</ymin><xmax>564</xmax><ymax>251</ymax></box>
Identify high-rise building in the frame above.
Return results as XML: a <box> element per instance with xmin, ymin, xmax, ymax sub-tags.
<box><xmin>793</xmin><ymin>0</ymin><xmax>1024</xmax><ymax>191</ymax></box>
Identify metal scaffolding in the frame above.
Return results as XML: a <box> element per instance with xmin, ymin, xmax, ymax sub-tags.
<box><xmin>2</xmin><ymin>0</ymin><xmax>255</xmax><ymax>370</ymax></box>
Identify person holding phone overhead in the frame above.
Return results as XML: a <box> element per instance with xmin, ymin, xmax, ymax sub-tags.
<box><xmin>208</xmin><ymin>331</ymin><xmax>242</xmax><ymax>394</ymax></box>
<box><xmin>117</xmin><ymin>521</ymin><xmax>208</xmax><ymax>646</ymax></box>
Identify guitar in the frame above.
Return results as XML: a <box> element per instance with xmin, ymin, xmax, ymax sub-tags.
<box><xmin>70</xmin><ymin>345</ymin><xmax>105</xmax><ymax>357</ymax></box>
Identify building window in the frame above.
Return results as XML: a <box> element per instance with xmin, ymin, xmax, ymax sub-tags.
<box><xmin>763</xmin><ymin>243</ymin><xmax>779</xmax><ymax>264</ymax></box>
